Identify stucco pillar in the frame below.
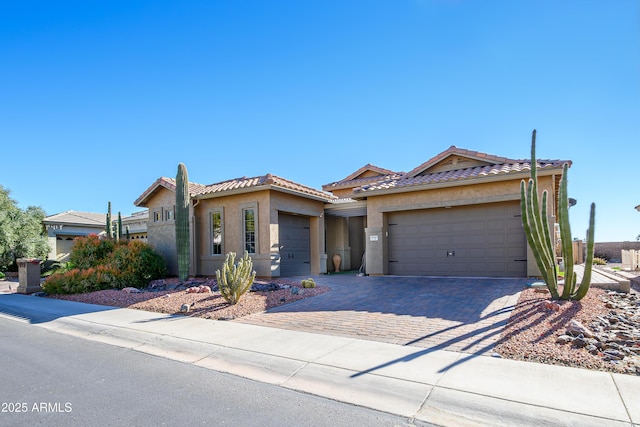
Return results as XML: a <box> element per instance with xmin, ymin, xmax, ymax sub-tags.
<box><xmin>365</xmin><ymin>227</ymin><xmax>384</xmax><ymax>275</ymax></box>
<box><xmin>310</xmin><ymin>216</ymin><xmax>326</xmax><ymax>275</ymax></box>
<box><xmin>17</xmin><ymin>258</ymin><xmax>42</xmax><ymax>294</ymax></box>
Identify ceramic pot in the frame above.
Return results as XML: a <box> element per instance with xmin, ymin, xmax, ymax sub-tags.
<box><xmin>332</xmin><ymin>253</ymin><xmax>341</xmax><ymax>273</ymax></box>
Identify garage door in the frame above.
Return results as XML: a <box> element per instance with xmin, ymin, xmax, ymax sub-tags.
<box><xmin>56</xmin><ymin>236</ymin><xmax>76</xmax><ymax>261</ymax></box>
<box><xmin>388</xmin><ymin>202</ymin><xmax>526</xmax><ymax>277</ymax></box>
<box><xmin>279</xmin><ymin>213</ymin><xmax>311</xmax><ymax>276</ymax></box>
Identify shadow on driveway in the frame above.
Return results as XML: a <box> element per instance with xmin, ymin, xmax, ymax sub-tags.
<box><xmin>234</xmin><ymin>273</ymin><xmax>531</xmax><ymax>356</ymax></box>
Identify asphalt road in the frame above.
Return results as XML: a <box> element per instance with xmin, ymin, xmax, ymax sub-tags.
<box><xmin>0</xmin><ymin>317</ymin><xmax>426</xmax><ymax>427</ymax></box>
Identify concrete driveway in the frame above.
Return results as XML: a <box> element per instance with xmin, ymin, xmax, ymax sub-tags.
<box><xmin>235</xmin><ymin>274</ymin><xmax>529</xmax><ymax>355</ymax></box>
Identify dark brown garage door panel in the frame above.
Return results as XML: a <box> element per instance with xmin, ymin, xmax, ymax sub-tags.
<box><xmin>279</xmin><ymin>213</ymin><xmax>311</xmax><ymax>276</ymax></box>
<box><xmin>388</xmin><ymin>202</ymin><xmax>526</xmax><ymax>277</ymax></box>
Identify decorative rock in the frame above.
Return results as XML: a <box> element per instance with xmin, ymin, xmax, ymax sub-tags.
<box><xmin>180</xmin><ymin>303</ymin><xmax>191</xmax><ymax>313</ymax></box>
<box><xmin>198</xmin><ymin>285</ymin><xmax>212</xmax><ymax>293</ymax></box>
<box><xmin>186</xmin><ymin>287</ymin><xmax>200</xmax><ymax>294</ymax></box>
<box><xmin>586</xmin><ymin>344</ymin><xmax>599</xmax><ymax>354</ymax></box>
<box><xmin>251</xmin><ymin>283</ymin><xmax>281</xmax><ymax>292</ymax></box>
<box><xmin>566</xmin><ymin>319</ymin><xmax>594</xmax><ymax>338</ymax></box>
<box><xmin>542</xmin><ymin>301</ymin><xmax>561</xmax><ymax>311</ymax></box>
<box><xmin>556</xmin><ymin>335</ymin><xmax>573</xmax><ymax>344</ymax></box>
<box><xmin>603</xmin><ymin>349</ymin><xmax>625</xmax><ymax>360</ymax></box>
<box><xmin>122</xmin><ymin>287</ymin><xmax>141</xmax><ymax>293</ymax></box>
<box><xmin>573</xmin><ymin>335</ymin><xmax>588</xmax><ymax>348</ymax></box>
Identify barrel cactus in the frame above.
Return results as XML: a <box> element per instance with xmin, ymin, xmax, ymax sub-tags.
<box><xmin>520</xmin><ymin>130</ymin><xmax>595</xmax><ymax>300</ymax></box>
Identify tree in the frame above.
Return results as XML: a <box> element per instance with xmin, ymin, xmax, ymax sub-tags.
<box><xmin>0</xmin><ymin>185</ymin><xmax>49</xmax><ymax>271</ymax></box>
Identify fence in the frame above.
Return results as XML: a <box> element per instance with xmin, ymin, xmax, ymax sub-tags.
<box><xmin>621</xmin><ymin>250</ymin><xmax>640</xmax><ymax>271</ymax></box>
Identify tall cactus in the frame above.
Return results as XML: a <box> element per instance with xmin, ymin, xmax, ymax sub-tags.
<box><xmin>520</xmin><ymin>130</ymin><xmax>595</xmax><ymax>300</ymax></box>
<box><xmin>106</xmin><ymin>201</ymin><xmax>113</xmax><ymax>239</ymax></box>
<box><xmin>216</xmin><ymin>251</ymin><xmax>256</xmax><ymax>305</ymax></box>
<box><xmin>117</xmin><ymin>212</ymin><xmax>123</xmax><ymax>242</ymax></box>
<box><xmin>175</xmin><ymin>163</ymin><xmax>190</xmax><ymax>281</ymax></box>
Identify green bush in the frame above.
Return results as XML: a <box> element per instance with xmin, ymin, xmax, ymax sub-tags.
<box><xmin>109</xmin><ymin>241</ymin><xmax>166</xmax><ymax>288</ymax></box>
<box><xmin>70</xmin><ymin>235</ymin><xmax>115</xmax><ymax>270</ymax></box>
<box><xmin>42</xmin><ymin>265</ymin><xmax>121</xmax><ymax>295</ymax></box>
<box><xmin>42</xmin><ymin>238</ymin><xmax>166</xmax><ymax>294</ymax></box>
<box><xmin>0</xmin><ymin>271</ymin><xmax>5</xmax><ymax>279</ymax></box>
<box><xmin>593</xmin><ymin>257</ymin><xmax>607</xmax><ymax>266</ymax></box>
<box><xmin>593</xmin><ymin>252</ymin><xmax>609</xmax><ymax>262</ymax></box>
<box><xmin>40</xmin><ymin>260</ymin><xmax>72</xmax><ymax>277</ymax></box>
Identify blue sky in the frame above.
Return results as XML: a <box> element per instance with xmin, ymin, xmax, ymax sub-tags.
<box><xmin>1</xmin><ymin>1</ymin><xmax>638</xmax><ymax>242</ymax></box>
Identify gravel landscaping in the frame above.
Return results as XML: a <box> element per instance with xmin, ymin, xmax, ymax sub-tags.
<box><xmin>494</xmin><ymin>287</ymin><xmax>640</xmax><ymax>376</ymax></box>
<box><xmin>49</xmin><ymin>277</ymin><xmax>329</xmax><ymax>320</ymax></box>
<box><xmin>46</xmin><ymin>276</ymin><xmax>640</xmax><ymax>376</ymax></box>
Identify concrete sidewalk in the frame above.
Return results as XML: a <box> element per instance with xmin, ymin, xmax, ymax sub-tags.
<box><xmin>0</xmin><ymin>294</ymin><xmax>638</xmax><ymax>426</ymax></box>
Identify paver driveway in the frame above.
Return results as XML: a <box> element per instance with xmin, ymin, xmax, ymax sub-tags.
<box><xmin>234</xmin><ymin>274</ymin><xmax>529</xmax><ymax>355</ymax></box>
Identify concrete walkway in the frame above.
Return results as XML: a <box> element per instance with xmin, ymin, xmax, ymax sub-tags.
<box><xmin>0</xmin><ymin>292</ymin><xmax>638</xmax><ymax>426</ymax></box>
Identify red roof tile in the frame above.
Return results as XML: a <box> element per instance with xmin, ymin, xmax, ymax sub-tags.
<box><xmin>135</xmin><ymin>174</ymin><xmax>334</xmax><ymax>207</ymax></box>
<box><xmin>355</xmin><ymin>160</ymin><xmax>567</xmax><ymax>194</ymax></box>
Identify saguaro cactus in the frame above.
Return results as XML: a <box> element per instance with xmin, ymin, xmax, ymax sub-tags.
<box><xmin>520</xmin><ymin>130</ymin><xmax>595</xmax><ymax>300</ymax></box>
<box><xmin>117</xmin><ymin>212</ymin><xmax>123</xmax><ymax>242</ymax></box>
<box><xmin>106</xmin><ymin>201</ymin><xmax>113</xmax><ymax>239</ymax></box>
<box><xmin>216</xmin><ymin>251</ymin><xmax>256</xmax><ymax>305</ymax></box>
<box><xmin>175</xmin><ymin>163</ymin><xmax>190</xmax><ymax>281</ymax></box>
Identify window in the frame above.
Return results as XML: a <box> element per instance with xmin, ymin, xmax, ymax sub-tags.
<box><xmin>165</xmin><ymin>207</ymin><xmax>175</xmax><ymax>221</ymax></box>
<box><xmin>243</xmin><ymin>207</ymin><xmax>256</xmax><ymax>254</ymax></box>
<box><xmin>211</xmin><ymin>210</ymin><xmax>223</xmax><ymax>255</ymax></box>
<box><xmin>152</xmin><ymin>209</ymin><xmax>161</xmax><ymax>222</ymax></box>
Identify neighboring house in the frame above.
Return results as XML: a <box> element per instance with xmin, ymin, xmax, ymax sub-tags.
<box><xmin>120</xmin><ymin>210</ymin><xmax>149</xmax><ymax>242</ymax></box>
<box><xmin>135</xmin><ymin>146</ymin><xmax>568</xmax><ymax>278</ymax></box>
<box><xmin>43</xmin><ymin>210</ymin><xmax>149</xmax><ymax>262</ymax></box>
<box><xmin>43</xmin><ymin>211</ymin><xmax>107</xmax><ymax>261</ymax></box>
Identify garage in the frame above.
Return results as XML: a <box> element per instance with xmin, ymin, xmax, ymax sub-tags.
<box><xmin>278</xmin><ymin>213</ymin><xmax>311</xmax><ymax>276</ymax></box>
<box><xmin>55</xmin><ymin>236</ymin><xmax>76</xmax><ymax>261</ymax></box>
<box><xmin>387</xmin><ymin>201</ymin><xmax>526</xmax><ymax>277</ymax></box>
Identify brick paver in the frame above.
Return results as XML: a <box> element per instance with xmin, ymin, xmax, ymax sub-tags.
<box><xmin>234</xmin><ymin>274</ymin><xmax>528</xmax><ymax>355</ymax></box>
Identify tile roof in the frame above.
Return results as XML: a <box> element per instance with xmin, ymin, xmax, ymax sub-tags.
<box><xmin>355</xmin><ymin>159</ymin><xmax>568</xmax><ymax>194</ymax></box>
<box><xmin>193</xmin><ymin>174</ymin><xmax>334</xmax><ymax>201</ymax></box>
<box><xmin>43</xmin><ymin>211</ymin><xmax>106</xmax><ymax>226</ymax></box>
<box><xmin>323</xmin><ymin>164</ymin><xmax>403</xmax><ymax>192</ymax></box>
<box><xmin>404</xmin><ymin>145</ymin><xmax>519</xmax><ymax>178</ymax></box>
<box><xmin>135</xmin><ymin>174</ymin><xmax>334</xmax><ymax>207</ymax></box>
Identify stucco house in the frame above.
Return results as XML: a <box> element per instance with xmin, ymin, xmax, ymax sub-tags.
<box><xmin>43</xmin><ymin>210</ymin><xmax>148</xmax><ymax>261</ymax></box>
<box><xmin>44</xmin><ymin>211</ymin><xmax>107</xmax><ymax>261</ymax></box>
<box><xmin>135</xmin><ymin>146</ymin><xmax>568</xmax><ymax>278</ymax></box>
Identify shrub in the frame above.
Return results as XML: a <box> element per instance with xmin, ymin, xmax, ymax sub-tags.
<box><xmin>0</xmin><ymin>271</ymin><xmax>5</xmax><ymax>279</ymax></box>
<box><xmin>43</xmin><ymin>239</ymin><xmax>166</xmax><ymax>294</ymax></box>
<box><xmin>593</xmin><ymin>252</ymin><xmax>610</xmax><ymax>262</ymax></box>
<box><xmin>216</xmin><ymin>251</ymin><xmax>256</xmax><ymax>305</ymax></box>
<box><xmin>42</xmin><ymin>265</ymin><xmax>121</xmax><ymax>295</ymax></box>
<box><xmin>69</xmin><ymin>235</ymin><xmax>115</xmax><ymax>270</ymax></box>
<box><xmin>593</xmin><ymin>257</ymin><xmax>607</xmax><ymax>266</ymax></box>
<box><xmin>40</xmin><ymin>260</ymin><xmax>71</xmax><ymax>277</ymax></box>
<box><xmin>110</xmin><ymin>241</ymin><xmax>166</xmax><ymax>288</ymax></box>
